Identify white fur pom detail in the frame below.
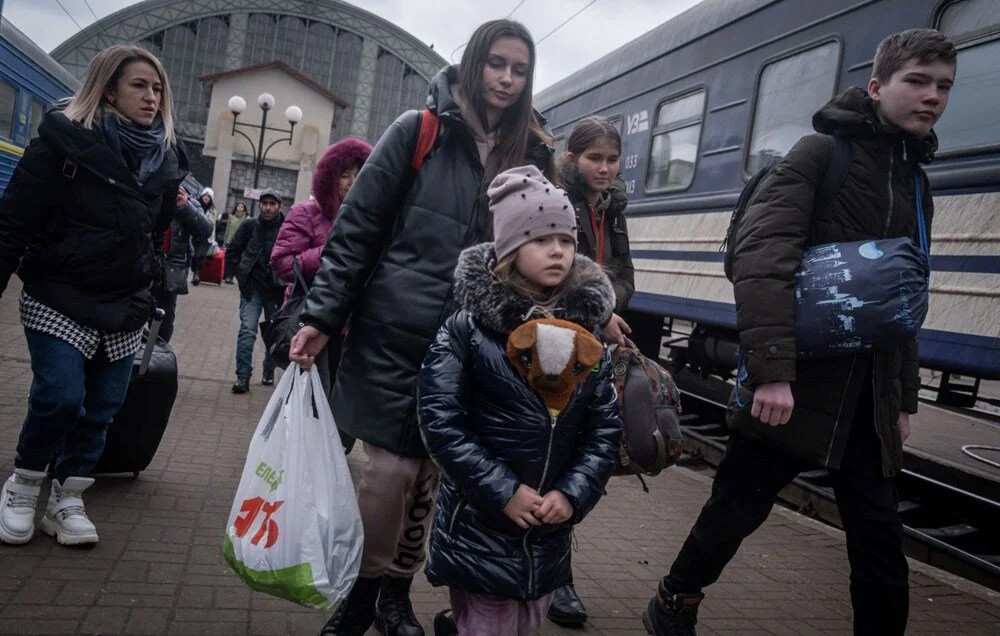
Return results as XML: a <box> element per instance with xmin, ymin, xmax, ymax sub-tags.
<box><xmin>535</xmin><ymin>323</ymin><xmax>576</xmax><ymax>376</ymax></box>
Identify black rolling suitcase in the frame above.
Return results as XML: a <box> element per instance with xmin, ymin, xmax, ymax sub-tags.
<box><xmin>93</xmin><ymin>309</ymin><xmax>178</xmax><ymax>477</ymax></box>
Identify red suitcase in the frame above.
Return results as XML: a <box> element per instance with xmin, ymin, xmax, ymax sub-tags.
<box><xmin>199</xmin><ymin>248</ymin><xmax>225</xmax><ymax>284</ymax></box>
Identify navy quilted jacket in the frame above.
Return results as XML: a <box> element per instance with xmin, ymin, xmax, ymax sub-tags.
<box><xmin>418</xmin><ymin>244</ymin><xmax>622</xmax><ymax>600</ymax></box>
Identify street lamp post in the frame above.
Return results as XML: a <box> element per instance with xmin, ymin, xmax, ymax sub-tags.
<box><xmin>227</xmin><ymin>93</ymin><xmax>303</xmax><ymax>214</ymax></box>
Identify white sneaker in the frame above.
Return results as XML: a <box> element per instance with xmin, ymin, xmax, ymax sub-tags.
<box><xmin>0</xmin><ymin>468</ymin><xmax>46</xmax><ymax>544</ymax></box>
<box><xmin>39</xmin><ymin>477</ymin><xmax>98</xmax><ymax>546</ymax></box>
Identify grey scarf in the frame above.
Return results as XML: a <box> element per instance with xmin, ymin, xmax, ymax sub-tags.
<box><xmin>102</xmin><ymin>111</ymin><xmax>167</xmax><ymax>186</ymax></box>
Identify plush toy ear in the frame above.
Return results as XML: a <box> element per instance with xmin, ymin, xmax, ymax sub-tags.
<box><xmin>508</xmin><ymin>322</ymin><xmax>537</xmax><ymax>352</ymax></box>
<box><xmin>574</xmin><ymin>332</ymin><xmax>603</xmax><ymax>368</ymax></box>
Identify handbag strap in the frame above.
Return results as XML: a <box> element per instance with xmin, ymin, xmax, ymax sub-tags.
<box><xmin>912</xmin><ymin>171</ymin><xmax>929</xmax><ymax>255</ymax></box>
<box><xmin>291</xmin><ymin>256</ymin><xmax>310</xmax><ymax>293</ymax></box>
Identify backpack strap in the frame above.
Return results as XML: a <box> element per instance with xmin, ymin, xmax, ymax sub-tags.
<box><xmin>814</xmin><ymin>134</ymin><xmax>853</xmax><ymax>216</ymax></box>
<box><xmin>410</xmin><ymin>109</ymin><xmax>440</xmax><ymax>171</ymax></box>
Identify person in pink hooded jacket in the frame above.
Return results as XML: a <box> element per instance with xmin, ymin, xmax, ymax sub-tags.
<box><xmin>271</xmin><ymin>137</ymin><xmax>372</xmax><ymax>288</ymax></box>
<box><xmin>271</xmin><ymin>137</ymin><xmax>371</xmax><ymax>450</ymax></box>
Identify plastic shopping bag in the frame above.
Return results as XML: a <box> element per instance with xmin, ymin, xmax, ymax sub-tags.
<box><xmin>223</xmin><ymin>365</ymin><xmax>363</xmax><ymax>609</ymax></box>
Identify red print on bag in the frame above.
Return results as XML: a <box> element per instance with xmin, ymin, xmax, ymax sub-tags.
<box><xmin>233</xmin><ymin>497</ymin><xmax>284</xmax><ymax>548</ymax></box>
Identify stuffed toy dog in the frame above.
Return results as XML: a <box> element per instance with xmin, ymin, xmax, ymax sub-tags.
<box><xmin>506</xmin><ymin>318</ymin><xmax>604</xmax><ymax>413</ymax></box>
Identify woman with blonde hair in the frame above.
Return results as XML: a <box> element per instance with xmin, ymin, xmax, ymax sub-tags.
<box><xmin>0</xmin><ymin>44</ymin><xmax>187</xmax><ymax>547</ymax></box>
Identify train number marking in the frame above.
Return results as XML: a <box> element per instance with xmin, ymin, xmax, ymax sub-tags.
<box><xmin>625</xmin><ymin>111</ymin><xmax>648</xmax><ymax>135</ymax></box>
<box><xmin>622</xmin><ymin>153</ymin><xmax>640</xmax><ymax>170</ymax></box>
<box><xmin>624</xmin><ymin>179</ymin><xmax>637</xmax><ymax>195</ymax></box>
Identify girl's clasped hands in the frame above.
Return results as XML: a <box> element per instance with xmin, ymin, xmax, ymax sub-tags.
<box><xmin>502</xmin><ymin>484</ymin><xmax>574</xmax><ymax>529</ymax></box>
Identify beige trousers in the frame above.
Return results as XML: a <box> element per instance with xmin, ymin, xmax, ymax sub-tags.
<box><xmin>357</xmin><ymin>442</ymin><xmax>440</xmax><ymax>578</ymax></box>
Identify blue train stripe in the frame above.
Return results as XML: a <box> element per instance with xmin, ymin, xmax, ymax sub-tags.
<box><xmin>629</xmin><ymin>291</ymin><xmax>1000</xmax><ymax>379</ymax></box>
<box><xmin>631</xmin><ymin>250</ymin><xmax>1000</xmax><ymax>274</ymax></box>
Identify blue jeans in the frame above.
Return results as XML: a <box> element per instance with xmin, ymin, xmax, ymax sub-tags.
<box><xmin>236</xmin><ymin>292</ymin><xmax>280</xmax><ymax>379</ymax></box>
<box><xmin>15</xmin><ymin>329</ymin><xmax>136</xmax><ymax>482</ymax></box>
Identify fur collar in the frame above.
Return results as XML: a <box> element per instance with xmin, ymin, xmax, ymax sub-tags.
<box><xmin>453</xmin><ymin>243</ymin><xmax>614</xmax><ymax>335</ymax></box>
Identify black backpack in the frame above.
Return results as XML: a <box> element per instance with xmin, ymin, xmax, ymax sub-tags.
<box><xmin>722</xmin><ymin>135</ymin><xmax>854</xmax><ymax>282</ymax></box>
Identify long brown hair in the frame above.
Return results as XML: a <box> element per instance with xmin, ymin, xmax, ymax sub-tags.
<box><xmin>61</xmin><ymin>44</ymin><xmax>176</xmax><ymax>144</ymax></box>
<box><xmin>493</xmin><ymin>250</ymin><xmax>572</xmax><ymax>310</ymax></box>
<box><xmin>459</xmin><ymin>20</ymin><xmax>552</xmax><ymax>186</ymax></box>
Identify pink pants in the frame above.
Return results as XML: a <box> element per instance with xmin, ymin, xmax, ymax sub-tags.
<box><xmin>448</xmin><ymin>588</ymin><xmax>555</xmax><ymax>636</ymax></box>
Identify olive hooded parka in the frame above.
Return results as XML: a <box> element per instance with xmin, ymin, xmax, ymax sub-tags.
<box><xmin>729</xmin><ymin>87</ymin><xmax>935</xmax><ymax>476</ymax></box>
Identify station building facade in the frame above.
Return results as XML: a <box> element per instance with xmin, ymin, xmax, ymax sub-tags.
<box><xmin>50</xmin><ymin>0</ymin><xmax>446</xmax><ymax>209</ymax></box>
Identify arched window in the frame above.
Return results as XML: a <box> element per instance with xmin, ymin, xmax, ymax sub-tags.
<box><xmin>330</xmin><ymin>30</ymin><xmax>363</xmax><ymax>116</ymax></box>
<box><xmin>276</xmin><ymin>16</ymin><xmax>307</xmax><ymax>69</ymax></box>
<box><xmin>401</xmin><ymin>69</ymin><xmax>427</xmax><ymax>112</ymax></box>
<box><xmin>368</xmin><ymin>50</ymin><xmax>405</xmax><ymax>140</ymax></box>
<box><xmin>304</xmin><ymin>22</ymin><xmax>337</xmax><ymax>88</ymax></box>
<box><xmin>244</xmin><ymin>14</ymin><xmax>278</xmax><ymax>66</ymax></box>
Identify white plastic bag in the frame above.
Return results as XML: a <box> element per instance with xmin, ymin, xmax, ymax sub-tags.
<box><xmin>223</xmin><ymin>365</ymin><xmax>363</xmax><ymax>609</ymax></box>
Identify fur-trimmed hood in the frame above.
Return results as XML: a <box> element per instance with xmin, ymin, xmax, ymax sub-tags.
<box><xmin>311</xmin><ymin>137</ymin><xmax>372</xmax><ymax>218</ymax></box>
<box><xmin>453</xmin><ymin>242</ymin><xmax>614</xmax><ymax>335</ymax></box>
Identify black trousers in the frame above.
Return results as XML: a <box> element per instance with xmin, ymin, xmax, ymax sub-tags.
<box><xmin>666</xmin><ymin>383</ymin><xmax>908</xmax><ymax>635</ymax></box>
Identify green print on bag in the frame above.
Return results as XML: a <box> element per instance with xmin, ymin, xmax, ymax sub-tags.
<box><xmin>223</xmin><ymin>536</ymin><xmax>330</xmax><ymax>609</ymax></box>
<box><xmin>255</xmin><ymin>461</ymin><xmax>284</xmax><ymax>493</ymax></box>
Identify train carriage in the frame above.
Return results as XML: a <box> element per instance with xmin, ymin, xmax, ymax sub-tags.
<box><xmin>536</xmin><ymin>0</ymin><xmax>1000</xmax><ymax>387</ymax></box>
<box><xmin>0</xmin><ymin>17</ymin><xmax>80</xmax><ymax>194</ymax></box>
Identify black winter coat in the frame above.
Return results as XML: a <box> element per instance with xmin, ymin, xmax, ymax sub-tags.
<box><xmin>562</xmin><ymin>163</ymin><xmax>635</xmax><ymax>315</ymax></box>
<box><xmin>226</xmin><ymin>214</ymin><xmax>286</xmax><ymax>302</ymax></box>
<box><xmin>300</xmin><ymin>66</ymin><xmax>553</xmax><ymax>458</ymax></box>
<box><xmin>0</xmin><ymin>110</ymin><xmax>188</xmax><ymax>332</ymax></box>
<box><xmin>166</xmin><ymin>200</ymin><xmax>214</xmax><ymax>267</ymax></box>
<box><xmin>730</xmin><ymin>87</ymin><xmax>935</xmax><ymax>476</ymax></box>
<box><xmin>419</xmin><ymin>243</ymin><xmax>621</xmax><ymax>600</ymax></box>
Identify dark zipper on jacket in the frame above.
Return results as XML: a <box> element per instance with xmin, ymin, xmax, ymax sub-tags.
<box><xmin>519</xmin><ymin>376</ymin><xmax>588</xmax><ymax>599</ymax></box>
<box><xmin>884</xmin><ymin>147</ymin><xmax>895</xmax><ymax>236</ymax></box>
<box><xmin>523</xmin><ymin>408</ymin><xmax>560</xmax><ymax>599</ymax></box>
<box><xmin>448</xmin><ymin>498</ymin><xmax>467</xmax><ymax>535</ymax></box>
<box><xmin>871</xmin><ymin>350</ymin><xmax>889</xmax><ymax>475</ymax></box>
<box><xmin>825</xmin><ymin>355</ymin><xmax>858</xmax><ymax>466</ymax></box>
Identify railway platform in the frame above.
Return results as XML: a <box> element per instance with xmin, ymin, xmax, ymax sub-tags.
<box><xmin>0</xmin><ymin>281</ymin><xmax>998</xmax><ymax>635</ymax></box>
<box><xmin>907</xmin><ymin>403</ymin><xmax>1000</xmax><ymax>501</ymax></box>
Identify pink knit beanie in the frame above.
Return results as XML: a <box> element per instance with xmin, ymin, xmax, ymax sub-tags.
<box><xmin>488</xmin><ymin>165</ymin><xmax>577</xmax><ymax>261</ymax></box>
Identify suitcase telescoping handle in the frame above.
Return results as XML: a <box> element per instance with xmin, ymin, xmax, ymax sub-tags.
<box><xmin>138</xmin><ymin>308</ymin><xmax>166</xmax><ymax>377</ymax></box>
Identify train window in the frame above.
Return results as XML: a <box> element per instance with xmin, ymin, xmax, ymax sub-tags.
<box><xmin>935</xmin><ymin>0</ymin><xmax>1000</xmax><ymax>153</ymax></box>
<box><xmin>938</xmin><ymin>0</ymin><xmax>999</xmax><ymax>37</ymax></box>
<box><xmin>28</xmin><ymin>100</ymin><xmax>44</xmax><ymax>142</ymax></box>
<box><xmin>746</xmin><ymin>41</ymin><xmax>840</xmax><ymax>174</ymax></box>
<box><xmin>0</xmin><ymin>79</ymin><xmax>16</xmax><ymax>141</ymax></box>
<box><xmin>645</xmin><ymin>90</ymin><xmax>705</xmax><ymax>192</ymax></box>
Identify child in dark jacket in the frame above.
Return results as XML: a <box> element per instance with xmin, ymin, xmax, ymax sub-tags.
<box><xmin>418</xmin><ymin>165</ymin><xmax>622</xmax><ymax>635</ymax></box>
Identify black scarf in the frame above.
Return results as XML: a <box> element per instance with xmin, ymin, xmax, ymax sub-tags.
<box><xmin>101</xmin><ymin>111</ymin><xmax>167</xmax><ymax>186</ymax></box>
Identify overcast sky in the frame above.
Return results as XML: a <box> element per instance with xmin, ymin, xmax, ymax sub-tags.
<box><xmin>2</xmin><ymin>0</ymin><xmax>702</xmax><ymax>91</ymax></box>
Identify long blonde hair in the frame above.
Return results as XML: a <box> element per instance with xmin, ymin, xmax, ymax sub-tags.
<box><xmin>61</xmin><ymin>44</ymin><xmax>176</xmax><ymax>144</ymax></box>
<box><xmin>493</xmin><ymin>250</ymin><xmax>572</xmax><ymax>311</ymax></box>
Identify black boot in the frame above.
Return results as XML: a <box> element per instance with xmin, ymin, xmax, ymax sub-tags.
<box><xmin>432</xmin><ymin>610</ymin><xmax>457</xmax><ymax>636</ymax></box>
<box><xmin>641</xmin><ymin>578</ymin><xmax>703</xmax><ymax>636</ymax></box>
<box><xmin>373</xmin><ymin>575</ymin><xmax>424</xmax><ymax>636</ymax></box>
<box><xmin>319</xmin><ymin>576</ymin><xmax>381</xmax><ymax>636</ymax></box>
<box><xmin>231</xmin><ymin>377</ymin><xmax>250</xmax><ymax>394</ymax></box>
<box><xmin>547</xmin><ymin>583</ymin><xmax>587</xmax><ymax>626</ymax></box>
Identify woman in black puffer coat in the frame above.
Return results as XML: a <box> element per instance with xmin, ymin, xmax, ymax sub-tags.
<box><xmin>292</xmin><ymin>19</ymin><xmax>557</xmax><ymax>636</ymax></box>
<box><xmin>0</xmin><ymin>45</ymin><xmax>187</xmax><ymax>548</ymax></box>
